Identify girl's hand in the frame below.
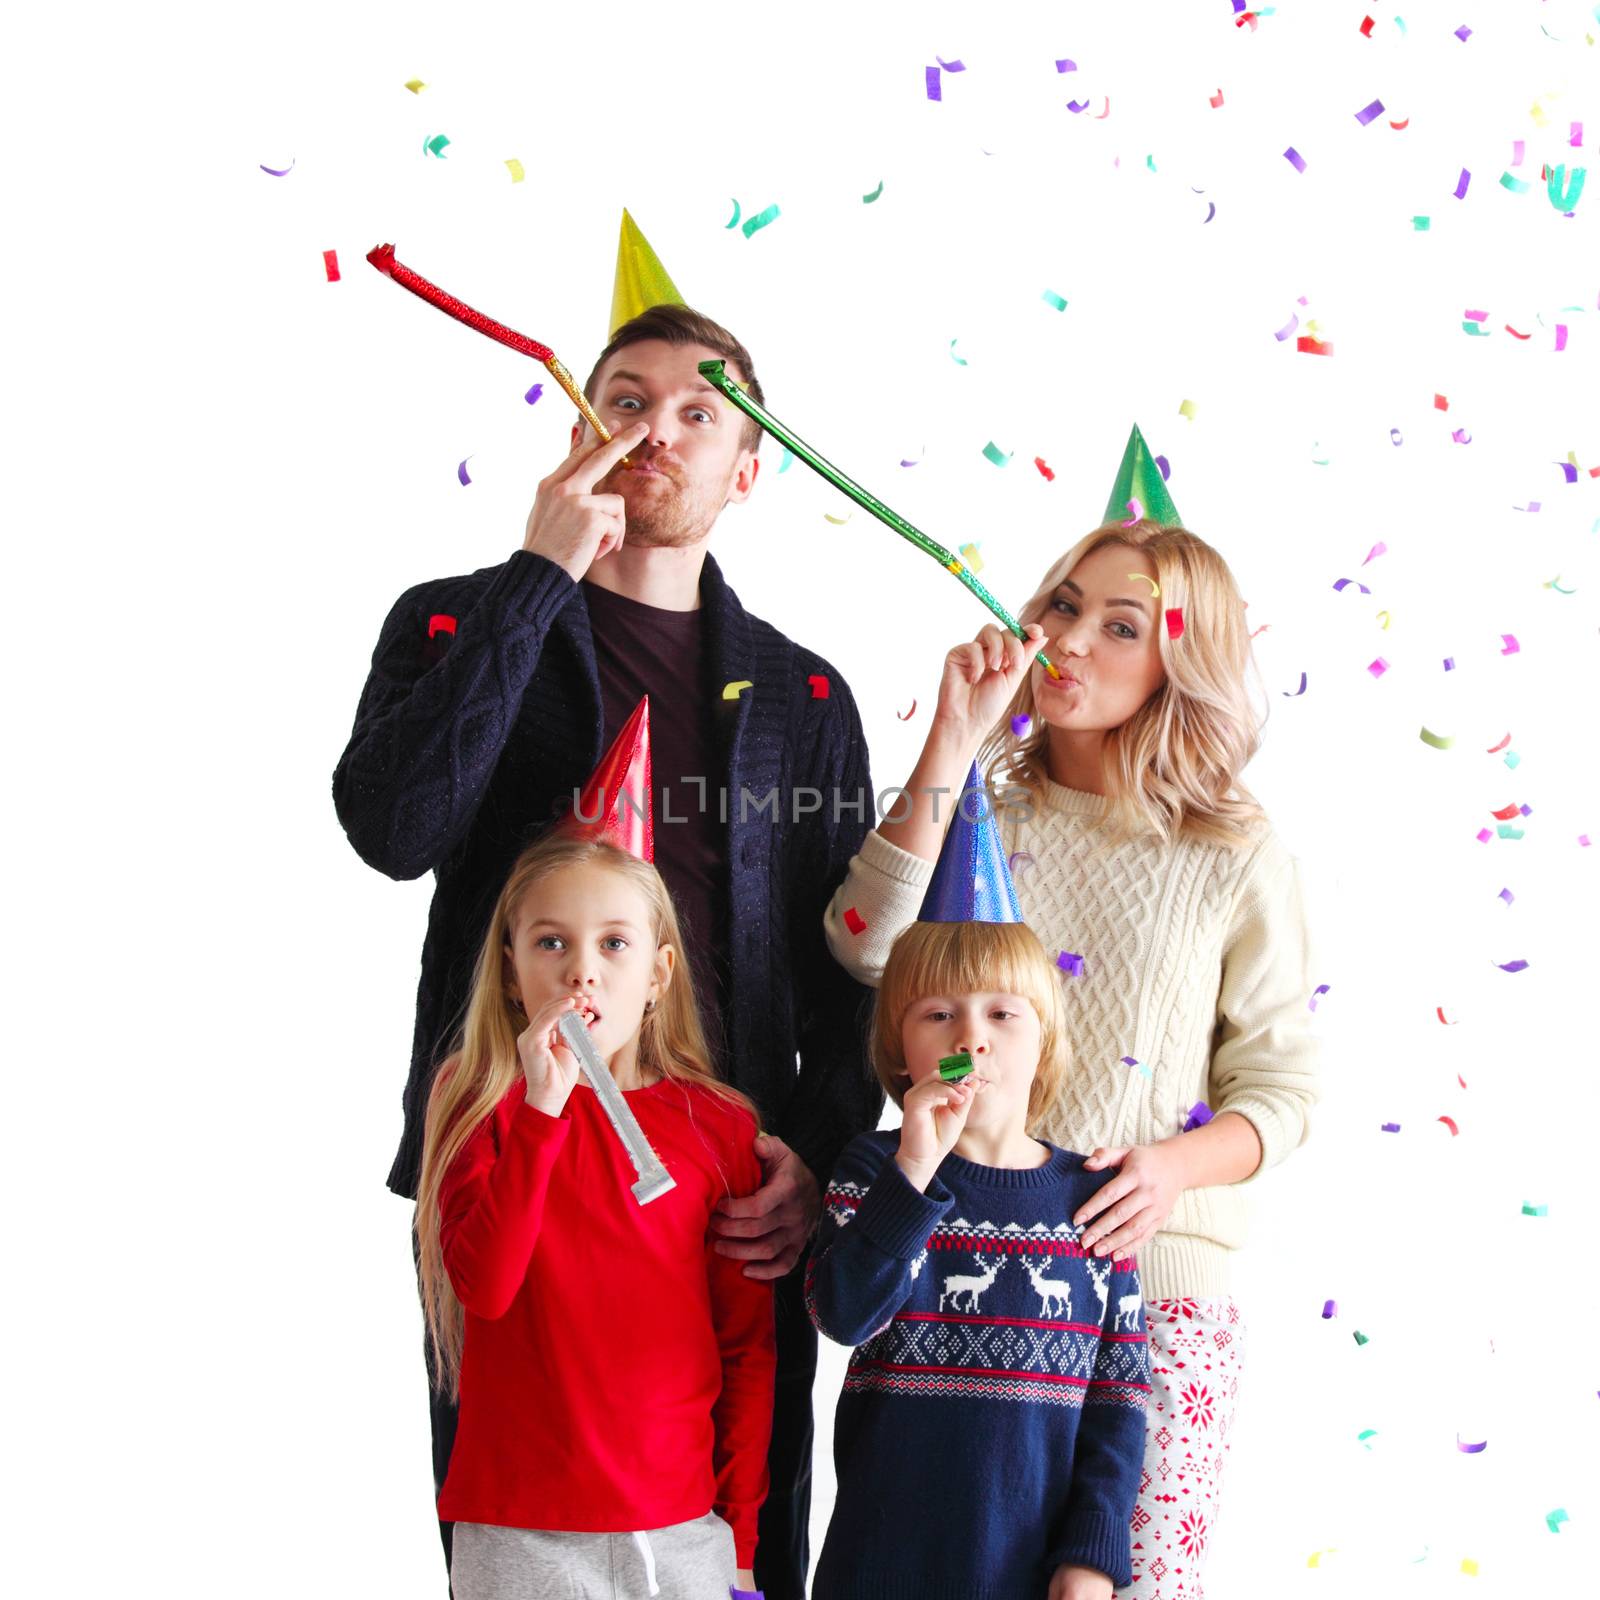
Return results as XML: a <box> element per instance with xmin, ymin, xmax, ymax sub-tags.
<box><xmin>1074</xmin><ymin>1142</ymin><xmax>1187</xmax><ymax>1257</ymax></box>
<box><xmin>517</xmin><ymin>995</ymin><xmax>586</xmax><ymax>1118</ymax></box>
<box><xmin>1048</xmin><ymin>1562</ymin><xmax>1113</xmax><ymax>1600</ymax></box>
<box><xmin>932</xmin><ymin>622</ymin><xmax>1046</xmax><ymax>745</ymax></box>
<box><xmin>894</xmin><ymin>1074</ymin><xmax>986</xmax><ymax>1190</ymax></box>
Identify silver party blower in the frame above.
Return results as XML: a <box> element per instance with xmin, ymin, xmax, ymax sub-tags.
<box><xmin>557</xmin><ymin>1011</ymin><xmax>676</xmax><ymax>1205</ymax></box>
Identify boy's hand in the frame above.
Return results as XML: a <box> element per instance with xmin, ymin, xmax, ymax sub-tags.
<box><xmin>1048</xmin><ymin>1563</ymin><xmax>1113</xmax><ymax>1600</ymax></box>
<box><xmin>893</xmin><ymin>1073</ymin><xmax>987</xmax><ymax>1190</ymax></box>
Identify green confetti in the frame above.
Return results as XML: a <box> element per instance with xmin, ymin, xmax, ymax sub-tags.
<box><xmin>862</xmin><ymin>179</ymin><xmax>884</xmax><ymax>204</ymax></box>
<box><xmin>1146</xmin><ymin>153</ymin><xmax>1157</xmax><ymax>172</ymax></box>
<box><xmin>1353</xmin><ymin>1331</ymin><xmax>1370</xmax><ymax>1346</ymax></box>
<box><xmin>725</xmin><ymin>198</ymin><xmax>742</xmax><ymax>230</ymax></box>
<box><xmin>1504</xmin><ymin>751</ymin><xmax>1521</xmax><ymax>769</ymax></box>
<box><xmin>950</xmin><ymin>338</ymin><xmax>968</xmax><ymax>365</ymax></box>
<box><xmin>778</xmin><ymin>447</ymin><xmax>793</xmax><ymax>474</ymax></box>
<box><xmin>425</xmin><ymin>134</ymin><xmax>451</xmax><ymax>157</ymax></box>
<box><xmin>1358</xmin><ymin>1428</ymin><xmax>1378</xmax><ymax>1448</ymax></box>
<box><xmin>1497</xmin><ymin>824</ymin><xmax>1525</xmax><ymax>839</ymax></box>
<box><xmin>982</xmin><ymin>441</ymin><xmax>1013</xmax><ymax>467</ymax></box>
<box><xmin>1500</xmin><ymin>172</ymin><xmax>1532</xmax><ymax>194</ymax></box>
<box><xmin>1462</xmin><ymin>321</ymin><xmax>1491</xmax><ymax>336</ymax></box>
<box><xmin>741</xmin><ymin>204</ymin><xmax>781</xmax><ymax>239</ymax></box>
<box><xmin>1041</xmin><ymin>289</ymin><xmax>1068</xmax><ymax>311</ymax></box>
<box><xmin>1412</xmin><ymin>215</ymin><xmax>1431</xmax><ymax>230</ymax></box>
<box><xmin>1546</xmin><ymin>1509</ymin><xmax>1569</xmax><ymax>1533</ymax></box>
<box><xmin>1522</xmin><ymin>1202</ymin><xmax>1548</xmax><ymax>1216</ymax></box>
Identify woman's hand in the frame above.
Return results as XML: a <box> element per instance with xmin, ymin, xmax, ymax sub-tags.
<box><xmin>1074</xmin><ymin>1142</ymin><xmax>1187</xmax><ymax>1257</ymax></box>
<box><xmin>932</xmin><ymin>621</ymin><xmax>1046</xmax><ymax>745</ymax></box>
<box><xmin>1048</xmin><ymin>1562</ymin><xmax>1113</xmax><ymax>1600</ymax></box>
<box><xmin>517</xmin><ymin>995</ymin><xmax>587</xmax><ymax>1118</ymax></box>
<box><xmin>894</xmin><ymin>1073</ymin><xmax>986</xmax><ymax>1190</ymax></box>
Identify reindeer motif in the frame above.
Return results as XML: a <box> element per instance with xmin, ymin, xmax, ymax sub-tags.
<box><xmin>939</xmin><ymin>1253</ymin><xmax>1004</xmax><ymax>1313</ymax></box>
<box><xmin>1115</xmin><ymin>1293</ymin><xmax>1142</xmax><ymax>1331</ymax></box>
<box><xmin>1023</xmin><ymin>1259</ymin><xmax>1073</xmax><ymax>1320</ymax></box>
<box><xmin>1085</xmin><ymin>1256</ymin><xmax>1112</xmax><ymax>1325</ymax></box>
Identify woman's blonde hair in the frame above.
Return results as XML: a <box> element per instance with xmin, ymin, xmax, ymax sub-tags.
<box><xmin>981</xmin><ymin>520</ymin><xmax>1264</xmax><ymax>848</ymax></box>
<box><xmin>872</xmin><ymin>921</ymin><xmax>1071</xmax><ymax>1124</ymax></box>
<box><xmin>415</xmin><ymin>832</ymin><xmax>755</xmax><ymax>1399</ymax></box>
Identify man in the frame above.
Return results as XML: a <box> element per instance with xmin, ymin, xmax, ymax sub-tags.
<box><xmin>333</xmin><ymin>265</ymin><xmax>882</xmax><ymax>1598</ymax></box>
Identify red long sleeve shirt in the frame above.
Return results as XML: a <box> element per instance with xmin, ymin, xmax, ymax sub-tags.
<box><xmin>436</xmin><ymin>1075</ymin><xmax>776</xmax><ymax>1566</ymax></box>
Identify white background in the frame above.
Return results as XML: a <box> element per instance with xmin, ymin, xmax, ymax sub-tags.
<box><xmin>9</xmin><ymin>2</ymin><xmax>1597</xmax><ymax>1596</ymax></box>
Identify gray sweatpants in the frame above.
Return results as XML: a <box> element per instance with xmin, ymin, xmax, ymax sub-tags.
<box><xmin>451</xmin><ymin>1511</ymin><xmax>738</xmax><ymax>1600</ymax></box>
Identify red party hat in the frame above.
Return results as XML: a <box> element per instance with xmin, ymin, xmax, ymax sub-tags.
<box><xmin>564</xmin><ymin>696</ymin><xmax>654</xmax><ymax>861</ymax></box>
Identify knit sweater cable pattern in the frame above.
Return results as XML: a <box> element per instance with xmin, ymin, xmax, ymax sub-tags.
<box><xmin>822</xmin><ymin>781</ymin><xmax>1320</xmax><ymax>1302</ymax></box>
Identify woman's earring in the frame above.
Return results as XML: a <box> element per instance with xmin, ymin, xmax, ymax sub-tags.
<box><xmin>644</xmin><ymin>997</ymin><xmax>658</xmax><ymax>1014</ymax></box>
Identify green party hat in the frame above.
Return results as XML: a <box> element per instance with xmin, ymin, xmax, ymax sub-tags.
<box><xmin>610</xmin><ymin>210</ymin><xmax>685</xmax><ymax>338</ymax></box>
<box><xmin>1103</xmin><ymin>423</ymin><xmax>1183</xmax><ymax>527</ymax></box>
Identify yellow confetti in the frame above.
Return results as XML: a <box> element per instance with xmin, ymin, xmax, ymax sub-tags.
<box><xmin>959</xmin><ymin>543</ymin><xmax>984</xmax><ymax>573</ymax></box>
<box><xmin>1460</xmin><ymin>1557</ymin><xmax>1479</xmax><ymax>1577</ymax></box>
<box><xmin>1179</xmin><ymin>399</ymin><xmax>1198</xmax><ymax>421</ymax></box>
<box><xmin>721</xmin><ymin>680</ymin><xmax>753</xmax><ymax>700</ymax></box>
<box><xmin>1419</xmin><ymin>727</ymin><xmax>1455</xmax><ymax>749</ymax></box>
<box><xmin>823</xmin><ymin>510</ymin><xmax>852</xmax><ymax>525</ymax></box>
<box><xmin>404</xmin><ymin>78</ymin><xmax>426</xmax><ymax>94</ymax></box>
<box><xmin>1376</xmin><ymin>609</ymin><xmax>1391</xmax><ymax>629</ymax></box>
<box><xmin>1127</xmin><ymin>572</ymin><xmax>1160</xmax><ymax>598</ymax></box>
<box><xmin>505</xmin><ymin>158</ymin><xmax>525</xmax><ymax>182</ymax></box>
<box><xmin>1307</xmin><ymin>1549</ymin><xmax>1337</xmax><ymax>1568</ymax></box>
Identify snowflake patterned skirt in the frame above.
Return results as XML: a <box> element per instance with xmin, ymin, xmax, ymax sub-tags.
<box><xmin>1119</xmin><ymin>1297</ymin><xmax>1245</xmax><ymax>1600</ymax></box>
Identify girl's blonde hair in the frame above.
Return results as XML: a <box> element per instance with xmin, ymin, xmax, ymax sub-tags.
<box><xmin>415</xmin><ymin>832</ymin><xmax>754</xmax><ymax>1399</ymax></box>
<box><xmin>872</xmin><ymin>921</ymin><xmax>1071</xmax><ymax>1124</ymax></box>
<box><xmin>981</xmin><ymin>520</ymin><xmax>1264</xmax><ymax>848</ymax></box>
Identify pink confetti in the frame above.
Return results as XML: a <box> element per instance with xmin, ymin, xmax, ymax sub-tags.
<box><xmin>1511</xmin><ymin>140</ymin><xmax>1525</xmax><ymax>167</ymax></box>
<box><xmin>1122</xmin><ymin>499</ymin><xmax>1144</xmax><ymax>526</ymax></box>
<box><xmin>1555</xmin><ymin>325</ymin><xmax>1569</xmax><ymax>351</ymax></box>
<box><xmin>1361</xmin><ymin>541</ymin><xmax>1387</xmax><ymax>565</ymax></box>
<box><xmin>1463</xmin><ymin>309</ymin><xmax>1489</xmax><ymax>322</ymax></box>
<box><xmin>1500</xmin><ymin>634</ymin><xmax>1520</xmax><ymax>655</ymax></box>
<box><xmin>1571</xmin><ymin>123</ymin><xmax>1583</xmax><ymax>148</ymax></box>
<box><xmin>1476</xmin><ymin>828</ymin><xmax>1493</xmax><ymax>843</ymax></box>
<box><xmin>1367</xmin><ymin>658</ymin><xmax>1389</xmax><ymax>678</ymax></box>
<box><xmin>1451</xmin><ymin>428</ymin><xmax>1472</xmax><ymax>444</ymax></box>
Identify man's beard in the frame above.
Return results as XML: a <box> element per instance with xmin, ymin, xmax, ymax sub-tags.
<box><xmin>601</xmin><ymin>461</ymin><xmax>728</xmax><ymax>548</ymax></box>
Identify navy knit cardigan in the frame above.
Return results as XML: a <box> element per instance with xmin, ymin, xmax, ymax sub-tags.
<box><xmin>332</xmin><ymin>548</ymin><xmax>884</xmax><ymax>1200</ymax></box>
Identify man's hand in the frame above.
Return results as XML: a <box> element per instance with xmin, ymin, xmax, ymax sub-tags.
<box><xmin>709</xmin><ymin>1134</ymin><xmax>821</xmax><ymax>1280</ymax></box>
<box><xmin>520</xmin><ymin>421</ymin><xmax>648</xmax><ymax>580</ymax></box>
<box><xmin>1047</xmin><ymin>1562</ymin><xmax>1113</xmax><ymax>1600</ymax></box>
<box><xmin>1074</xmin><ymin>1142</ymin><xmax>1186</xmax><ymax>1257</ymax></box>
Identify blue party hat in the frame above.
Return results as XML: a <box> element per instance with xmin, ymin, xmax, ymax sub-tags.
<box><xmin>918</xmin><ymin>765</ymin><xmax>1023</xmax><ymax>924</ymax></box>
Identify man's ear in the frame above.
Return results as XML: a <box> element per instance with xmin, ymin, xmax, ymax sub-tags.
<box><xmin>569</xmin><ymin>421</ymin><xmax>584</xmax><ymax>454</ymax></box>
<box><xmin>726</xmin><ymin>449</ymin><xmax>761</xmax><ymax>504</ymax></box>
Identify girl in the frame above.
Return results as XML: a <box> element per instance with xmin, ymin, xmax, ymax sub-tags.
<box><xmin>807</xmin><ymin>916</ymin><xmax>1151</xmax><ymax>1600</ymax></box>
<box><xmin>824</xmin><ymin>520</ymin><xmax>1320</xmax><ymax>1598</ymax></box>
<box><xmin>416</xmin><ymin>831</ymin><xmax>775</xmax><ymax>1600</ymax></box>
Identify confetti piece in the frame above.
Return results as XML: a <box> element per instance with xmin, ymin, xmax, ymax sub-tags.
<box><xmin>925</xmin><ymin>65</ymin><xmax>942</xmax><ymax>101</ymax></box>
<box><xmin>936</xmin><ymin>56</ymin><xmax>966</xmax><ymax>71</ymax></box>
<box><xmin>1010</xmin><ymin>714</ymin><xmax>1031</xmax><ymax>737</ymax></box>
<box><xmin>1209</xmin><ymin>89</ymin><xmax>1225</xmax><ymax>108</ymax></box>
<box><xmin>1500</xmin><ymin>172</ymin><xmax>1531</xmax><ymax>194</ymax></box>
<box><xmin>982</xmin><ymin>441</ymin><xmax>1012</xmax><ymax>467</ymax></box>
<box><xmin>959</xmin><ymin>542</ymin><xmax>984</xmax><ymax>572</ymax></box>
<box><xmin>1546</xmin><ymin>163</ymin><xmax>1586</xmax><ymax>213</ymax></box>
<box><xmin>1491</xmin><ymin>803</ymin><xmax>1520</xmax><ymax>819</ymax></box>
<box><xmin>1391</xmin><ymin>428</ymin><xmax>1404</xmax><ymax>446</ymax></box>
<box><xmin>938</xmin><ymin>1051</ymin><xmax>976</xmax><ymax>1083</ymax></box>
<box><xmin>428</xmin><ymin>614</ymin><xmax>456</xmax><ymax>639</ymax></box>
<box><xmin>1455</xmin><ymin>25</ymin><xmax>1472</xmax><ymax>42</ymax></box>
<box><xmin>1457</xmin><ymin>1437</ymin><xmax>1488</xmax><ymax>1453</ymax></box>
<box><xmin>1128</xmin><ymin>572</ymin><xmax>1160</xmax><ymax>598</ymax></box>
<box><xmin>1298</xmin><ymin>336</ymin><xmax>1335</xmax><ymax>357</ymax></box>
<box><xmin>1500</xmin><ymin>634</ymin><xmax>1520</xmax><ymax>655</ymax></box>
<box><xmin>1375</xmin><ymin>610</ymin><xmax>1391</xmax><ymax>630</ymax></box>
<box><xmin>1284</xmin><ymin>147</ymin><xmax>1307</xmax><ymax>173</ymax></box>
<box><xmin>808</xmin><ymin>674</ymin><xmax>830</xmax><ymax>700</ymax></box>
<box><xmin>404</xmin><ymin>78</ymin><xmax>426</xmax><ymax>93</ymax></box>
<box><xmin>1333</xmin><ymin>578</ymin><xmax>1372</xmax><ymax>595</ymax></box>
<box><xmin>1390</xmin><ymin>118</ymin><xmax>1410</xmax><ymax>131</ymax></box>
<box><xmin>1497</xmin><ymin>959</ymin><xmax>1529</xmax><ymax>973</ymax></box>
<box><xmin>1504</xmin><ymin>751</ymin><xmax>1521</xmax><ymax>770</ymax></box>
<box><xmin>1452</xmin><ymin>429</ymin><xmax>1471</xmax><ymax>444</ymax></box>
<box><xmin>1057</xmin><ymin>950</ymin><xmax>1086</xmax><ymax>977</ymax></box>
<box><xmin>1497</xmin><ymin>887</ymin><xmax>1514</xmax><ymax>907</ymax></box>
<box><xmin>1283</xmin><ymin>672</ymin><xmax>1308</xmax><ymax>697</ymax></box>
<box><xmin>1521</xmin><ymin>1203</ymin><xmax>1547</xmax><ymax>1216</ymax></box>
<box><xmin>1437</xmin><ymin>1007</ymin><xmax>1457</xmax><ymax>1024</ymax></box>
<box><xmin>1454</xmin><ymin>169</ymin><xmax>1472</xmax><ymax>199</ymax></box>
<box><xmin>777</xmin><ymin>447</ymin><xmax>796</xmax><ymax>474</ymax></box>
<box><xmin>1308</xmin><ymin>983</ymin><xmax>1331</xmax><ymax>1011</ymax></box>
<box><xmin>949</xmin><ymin>339</ymin><xmax>968</xmax><ymax>366</ymax></box>
<box><xmin>1462</xmin><ymin>321</ymin><xmax>1492</xmax><ymax>337</ymax></box>
<box><xmin>1094</xmin><ymin>98</ymin><xmax>1111</xmax><ymax>119</ymax></box>
<box><xmin>1519</xmin><ymin>804</ymin><xmax>1530</xmax><ymax>817</ymax></box>
<box><xmin>1511</xmin><ymin>141</ymin><xmax>1526</xmax><ymax>169</ymax></box>
<box><xmin>1179</xmin><ymin>399</ymin><xmax>1198</xmax><ymax>421</ymax></box>
<box><xmin>1476</xmin><ymin>828</ymin><xmax>1492</xmax><ymax>842</ymax></box>
<box><xmin>822</xmin><ymin>510</ymin><xmax>852</xmax><ymax>525</ymax></box>
<box><xmin>1506</xmin><ymin>325</ymin><xmax>1532</xmax><ymax>340</ymax></box>
<box><xmin>505</xmin><ymin>159</ymin><xmax>525</xmax><ymax>183</ymax></box>
<box><xmin>1322</xmin><ymin>1300</ymin><xmax>1338</xmax><ymax>1318</ymax></box>
<box><xmin>862</xmin><ymin>179</ymin><xmax>884</xmax><ymax>204</ymax></box>
<box><xmin>725</xmin><ymin>199</ymin><xmax>742</xmax><ymax>230</ymax></box>
<box><xmin>1420</xmin><ymin>727</ymin><xmax>1454</xmax><ymax>749</ymax></box>
<box><xmin>523</xmin><ymin>382</ymin><xmax>543</xmax><ymax>406</ymax></box>
<box><xmin>1361</xmin><ymin>541</ymin><xmax>1387</xmax><ymax>566</ymax></box>
<box><xmin>1444</xmin><ymin>658</ymin><xmax>1456</xmax><ymax>671</ymax></box>
<box><xmin>425</xmin><ymin>134</ymin><xmax>450</xmax><ymax>158</ymax></box>
<box><xmin>1367</xmin><ymin>657</ymin><xmax>1389</xmax><ymax>677</ymax></box>
<box><xmin>1183</xmin><ymin>1102</ymin><xmax>1214</xmax><ymax>1132</ymax></box>
<box><xmin>1381</xmin><ymin>1122</ymin><xmax>1401</xmax><ymax>1133</ymax></box>
<box><xmin>1355</xmin><ymin>99</ymin><xmax>1385</xmax><ymax>126</ymax></box>
<box><xmin>1547</xmin><ymin>1509</ymin><xmax>1569</xmax><ymax>1534</ymax></box>
<box><xmin>1165</xmin><ymin>608</ymin><xmax>1185</xmax><ymax>639</ymax></box>
<box><xmin>1497</xmin><ymin>824</ymin><xmax>1524</xmax><ymax>839</ymax></box>
<box><xmin>1555</xmin><ymin>325</ymin><xmax>1569</xmax><ymax>351</ymax></box>
<box><xmin>843</xmin><ymin>906</ymin><xmax>866</xmax><ymax>936</ymax></box>
<box><xmin>259</xmin><ymin>159</ymin><xmax>295</xmax><ymax>176</ymax></box>
<box><xmin>1438</xmin><ymin>1115</ymin><xmax>1460</xmax><ymax>1135</ymax></box>
<box><xmin>1056</xmin><ymin>58</ymin><xmax>1077</xmax><ymax>73</ymax></box>
<box><xmin>897</xmin><ymin>698</ymin><xmax>917</xmax><ymax>721</ymax></box>
<box><xmin>1034</xmin><ymin>457</ymin><xmax>1056</xmax><ymax>481</ymax></box>
<box><xmin>741</xmin><ymin>204</ymin><xmax>781</xmax><ymax>239</ymax></box>
<box><xmin>1273</xmin><ymin>313</ymin><xmax>1299</xmax><ymax>342</ymax></box>
<box><xmin>722</xmin><ymin>680</ymin><xmax>754</xmax><ymax>699</ymax></box>
<box><xmin>1353</xmin><ymin>1331</ymin><xmax>1369</xmax><ymax>1346</ymax></box>
<box><xmin>1412</xmin><ymin>216</ymin><xmax>1430</xmax><ymax>230</ymax></box>
<box><xmin>456</xmin><ymin>456</ymin><xmax>472</xmax><ymax>485</ymax></box>
<box><xmin>1008</xmin><ymin>851</ymin><xmax>1036</xmax><ymax>878</ymax></box>
<box><xmin>1460</xmin><ymin>1559</ymin><xmax>1479</xmax><ymax>1576</ymax></box>
<box><xmin>323</xmin><ymin>249</ymin><xmax>341</xmax><ymax>282</ymax></box>
<box><xmin>1122</xmin><ymin>499</ymin><xmax>1144</xmax><ymax>525</ymax></box>
<box><xmin>1548</xmin><ymin>576</ymin><xmax>1576</xmax><ymax>594</ymax></box>
<box><xmin>1121</xmin><ymin>1055</ymin><xmax>1152</xmax><ymax>1079</ymax></box>
<box><xmin>1155</xmin><ymin>455</ymin><xmax>1171</xmax><ymax>481</ymax></box>
<box><xmin>1041</xmin><ymin>289</ymin><xmax>1068</xmax><ymax>311</ymax></box>
<box><xmin>1066</xmin><ymin>99</ymin><xmax>1090</xmax><ymax>114</ymax></box>
<box><xmin>1581</xmin><ymin>835</ymin><xmax>1592</xmax><ymax>848</ymax></box>
<box><xmin>1358</xmin><ymin>1428</ymin><xmax>1379</xmax><ymax>1447</ymax></box>
<box><xmin>1360</xmin><ymin>14</ymin><xmax>1374</xmax><ymax>35</ymax></box>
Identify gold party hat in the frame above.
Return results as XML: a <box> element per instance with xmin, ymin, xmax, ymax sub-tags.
<box><xmin>610</xmin><ymin>210</ymin><xmax>685</xmax><ymax>338</ymax></box>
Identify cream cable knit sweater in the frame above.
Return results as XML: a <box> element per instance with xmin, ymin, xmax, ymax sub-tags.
<box><xmin>822</xmin><ymin>779</ymin><xmax>1320</xmax><ymax>1301</ymax></box>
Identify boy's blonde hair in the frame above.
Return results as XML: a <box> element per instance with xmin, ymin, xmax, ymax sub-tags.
<box><xmin>872</xmin><ymin>921</ymin><xmax>1070</xmax><ymax>1123</ymax></box>
<box><xmin>981</xmin><ymin>520</ymin><xmax>1264</xmax><ymax>849</ymax></box>
<box><xmin>414</xmin><ymin>832</ymin><xmax>755</xmax><ymax>1399</ymax></box>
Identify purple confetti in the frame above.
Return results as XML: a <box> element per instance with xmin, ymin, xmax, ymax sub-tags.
<box><xmin>1183</xmin><ymin>1102</ymin><xmax>1215</xmax><ymax>1133</ymax></box>
<box><xmin>1517</xmin><ymin>502</ymin><xmax>1543</xmax><ymax>513</ymax></box>
<box><xmin>1055</xmin><ymin>58</ymin><xmax>1077</xmax><ymax>73</ymax></box>
<box><xmin>1333</xmin><ymin>578</ymin><xmax>1373</xmax><ymax>595</ymax></box>
<box><xmin>1444</xmin><ymin>657</ymin><xmax>1456</xmax><ymax>671</ymax></box>
<box><xmin>1284</xmin><ymin>147</ymin><xmax>1307</xmax><ymax>173</ymax></box>
<box><xmin>1155</xmin><ymin>454</ymin><xmax>1171</xmax><ymax>481</ymax></box>
<box><xmin>1452</xmin><ymin>428</ymin><xmax>1472</xmax><ymax>444</ymax></box>
<box><xmin>1457</xmin><ymin>1437</ymin><xmax>1488</xmax><ymax>1454</ymax></box>
<box><xmin>524</xmin><ymin>382</ymin><xmax>543</xmax><ymax>405</ymax></box>
<box><xmin>1273</xmin><ymin>313</ymin><xmax>1300</xmax><ymax>341</ymax></box>
<box><xmin>1308</xmin><ymin>983</ymin><xmax>1331</xmax><ymax>1011</ymax></box>
<box><xmin>457</xmin><ymin>457</ymin><xmax>473</xmax><ymax>486</ymax></box>
<box><xmin>1558</xmin><ymin>462</ymin><xmax>1580</xmax><ymax>483</ymax></box>
<box><xmin>1382</xmin><ymin>1122</ymin><xmax>1401</xmax><ymax>1133</ymax></box>
<box><xmin>1367</xmin><ymin>657</ymin><xmax>1389</xmax><ymax>678</ymax></box>
<box><xmin>1057</xmin><ymin>951</ymin><xmax>1086</xmax><ymax>978</ymax></box>
<box><xmin>259</xmin><ymin>159</ymin><xmax>296</xmax><ymax>176</ymax></box>
<box><xmin>1511</xmin><ymin>140</ymin><xmax>1525</xmax><ymax>168</ymax></box>
<box><xmin>1066</xmin><ymin>98</ymin><xmax>1090</xmax><ymax>113</ymax></box>
<box><xmin>1455</xmin><ymin>25</ymin><xmax>1472</xmax><ymax>42</ymax></box>
<box><xmin>1454</xmin><ymin>168</ymin><xmax>1472</xmax><ymax>199</ymax></box>
<box><xmin>936</xmin><ymin>56</ymin><xmax>966</xmax><ymax>71</ymax></box>
<box><xmin>1497</xmin><ymin>960</ymin><xmax>1529</xmax><ymax>974</ymax></box>
<box><xmin>1282</xmin><ymin>671</ymin><xmax>1308</xmax><ymax>697</ymax></box>
<box><xmin>1355</xmin><ymin>99</ymin><xmax>1385</xmax><ymax>127</ymax></box>
<box><xmin>1322</xmin><ymin>1299</ymin><xmax>1338</xmax><ymax>1318</ymax></box>
<box><xmin>1391</xmin><ymin>428</ymin><xmax>1403</xmax><ymax>445</ymax></box>
<box><xmin>1010</xmin><ymin>713</ymin><xmax>1031</xmax><ymax>737</ymax></box>
<box><xmin>1498</xmin><ymin>888</ymin><xmax>1515</xmax><ymax>906</ymax></box>
<box><xmin>925</xmin><ymin>66</ymin><xmax>942</xmax><ymax>101</ymax></box>
<box><xmin>1519</xmin><ymin>804</ymin><xmax>1532</xmax><ymax>817</ymax></box>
